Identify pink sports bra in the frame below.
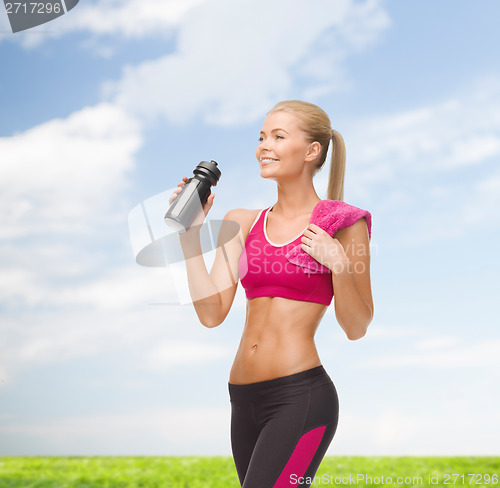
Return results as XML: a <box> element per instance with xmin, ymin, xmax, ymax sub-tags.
<box><xmin>238</xmin><ymin>205</ymin><xmax>334</xmax><ymax>306</ymax></box>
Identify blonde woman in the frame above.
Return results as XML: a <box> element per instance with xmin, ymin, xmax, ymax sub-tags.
<box><xmin>170</xmin><ymin>100</ymin><xmax>373</xmax><ymax>487</ymax></box>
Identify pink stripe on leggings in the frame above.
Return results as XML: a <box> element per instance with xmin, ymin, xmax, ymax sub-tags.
<box><xmin>273</xmin><ymin>425</ymin><xmax>326</xmax><ymax>487</ymax></box>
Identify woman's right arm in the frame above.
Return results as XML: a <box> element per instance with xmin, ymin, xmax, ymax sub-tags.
<box><xmin>170</xmin><ymin>178</ymin><xmax>246</xmax><ymax>328</ymax></box>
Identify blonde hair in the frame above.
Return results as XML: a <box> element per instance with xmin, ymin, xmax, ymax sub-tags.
<box><xmin>267</xmin><ymin>100</ymin><xmax>346</xmax><ymax>201</ymax></box>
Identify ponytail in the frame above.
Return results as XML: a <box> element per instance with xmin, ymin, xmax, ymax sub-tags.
<box><xmin>326</xmin><ymin>129</ymin><xmax>346</xmax><ymax>201</ymax></box>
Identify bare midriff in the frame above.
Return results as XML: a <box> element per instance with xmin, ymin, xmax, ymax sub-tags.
<box><xmin>228</xmin><ymin>295</ymin><xmax>328</xmax><ymax>385</ymax></box>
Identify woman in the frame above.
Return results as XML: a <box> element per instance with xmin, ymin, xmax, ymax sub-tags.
<box><xmin>170</xmin><ymin>100</ymin><xmax>374</xmax><ymax>487</ymax></box>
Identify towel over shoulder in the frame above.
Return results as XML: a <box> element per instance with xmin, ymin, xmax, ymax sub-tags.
<box><xmin>285</xmin><ymin>199</ymin><xmax>372</xmax><ymax>274</ymax></box>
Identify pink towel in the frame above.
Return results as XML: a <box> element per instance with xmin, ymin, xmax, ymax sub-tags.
<box><xmin>285</xmin><ymin>199</ymin><xmax>372</xmax><ymax>274</ymax></box>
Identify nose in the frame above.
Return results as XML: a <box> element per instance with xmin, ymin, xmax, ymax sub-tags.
<box><xmin>259</xmin><ymin>138</ymin><xmax>272</xmax><ymax>153</ymax></box>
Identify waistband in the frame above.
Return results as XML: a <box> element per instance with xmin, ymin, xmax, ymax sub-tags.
<box><xmin>228</xmin><ymin>365</ymin><xmax>333</xmax><ymax>404</ymax></box>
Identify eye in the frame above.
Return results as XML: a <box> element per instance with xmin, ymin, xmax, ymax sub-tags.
<box><xmin>258</xmin><ymin>137</ymin><xmax>263</xmax><ymax>142</ymax></box>
<box><xmin>275</xmin><ymin>135</ymin><xmax>284</xmax><ymax>139</ymax></box>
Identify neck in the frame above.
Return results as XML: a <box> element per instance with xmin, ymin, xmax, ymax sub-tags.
<box><xmin>271</xmin><ymin>178</ymin><xmax>322</xmax><ymax>218</ymax></box>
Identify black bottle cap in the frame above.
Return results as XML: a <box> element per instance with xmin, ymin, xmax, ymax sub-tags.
<box><xmin>194</xmin><ymin>160</ymin><xmax>221</xmax><ymax>186</ymax></box>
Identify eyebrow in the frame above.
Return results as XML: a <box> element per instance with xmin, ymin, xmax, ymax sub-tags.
<box><xmin>260</xmin><ymin>128</ymin><xmax>289</xmax><ymax>135</ymax></box>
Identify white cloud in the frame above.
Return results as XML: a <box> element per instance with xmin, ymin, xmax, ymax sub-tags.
<box><xmin>0</xmin><ymin>254</ymin><xmax>245</xmax><ymax>379</ymax></box>
<box><xmin>340</xmin><ymin>74</ymin><xmax>500</xmax><ymax>242</ymax></box>
<box><xmin>0</xmin><ymin>263</ymin><xmax>181</xmax><ymax>309</ymax></box>
<box><xmin>0</xmin><ymin>102</ymin><xmax>142</xmax><ymax>239</ymax></box>
<box><xmin>109</xmin><ymin>0</ymin><xmax>390</xmax><ymax>126</ymax></box>
<box><xmin>0</xmin><ymin>101</ymin><xmax>157</xmax><ymax>341</ymax></box>
<box><xmin>365</xmin><ymin>325</ymin><xmax>424</xmax><ymax>339</ymax></box>
<box><xmin>462</xmin><ymin>166</ymin><xmax>500</xmax><ymax>227</ymax></box>
<box><xmin>358</xmin><ymin>339</ymin><xmax>500</xmax><ymax>369</ymax></box>
<box><xmin>144</xmin><ymin>340</ymin><xmax>233</xmax><ymax>371</ymax></box>
<box><xmin>0</xmin><ymin>299</ymin><xmax>207</xmax><ymax>378</ymax></box>
<box><xmin>413</xmin><ymin>336</ymin><xmax>460</xmax><ymax>351</ymax></box>
<box><xmin>0</xmin><ymin>102</ymin><xmax>168</xmax><ymax>383</ymax></box>
<box><xmin>350</xmin><ymin>77</ymin><xmax>500</xmax><ymax>178</ymax></box>
<box><xmin>0</xmin><ymin>407</ymin><xmax>231</xmax><ymax>455</ymax></box>
<box><xmin>2</xmin><ymin>403</ymin><xmax>497</xmax><ymax>456</ymax></box>
<box><xmin>334</xmin><ymin>406</ymin><xmax>499</xmax><ymax>455</ymax></box>
<box><xmin>0</xmin><ymin>0</ymin><xmax>207</xmax><ymax>48</ymax></box>
<box><xmin>65</xmin><ymin>0</ymin><xmax>206</xmax><ymax>38</ymax></box>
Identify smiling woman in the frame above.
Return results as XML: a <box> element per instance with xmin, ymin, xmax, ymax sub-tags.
<box><xmin>170</xmin><ymin>100</ymin><xmax>373</xmax><ymax>488</ymax></box>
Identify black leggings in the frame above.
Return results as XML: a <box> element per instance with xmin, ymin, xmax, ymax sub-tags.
<box><xmin>228</xmin><ymin>365</ymin><xmax>339</xmax><ymax>487</ymax></box>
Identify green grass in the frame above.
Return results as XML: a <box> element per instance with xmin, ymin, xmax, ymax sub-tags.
<box><xmin>0</xmin><ymin>456</ymin><xmax>498</xmax><ymax>488</ymax></box>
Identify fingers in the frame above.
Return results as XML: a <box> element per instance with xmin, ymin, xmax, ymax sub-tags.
<box><xmin>185</xmin><ymin>193</ymin><xmax>216</xmax><ymax>230</ymax></box>
<box><xmin>169</xmin><ymin>177</ymin><xmax>216</xmax><ymax>215</ymax></box>
<box><xmin>169</xmin><ymin>190</ymin><xmax>180</xmax><ymax>205</ymax></box>
<box><xmin>202</xmin><ymin>193</ymin><xmax>216</xmax><ymax>215</ymax></box>
<box><xmin>169</xmin><ymin>176</ymin><xmax>188</xmax><ymax>205</ymax></box>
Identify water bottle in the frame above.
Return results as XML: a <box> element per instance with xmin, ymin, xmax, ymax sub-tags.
<box><xmin>164</xmin><ymin>160</ymin><xmax>221</xmax><ymax>233</ymax></box>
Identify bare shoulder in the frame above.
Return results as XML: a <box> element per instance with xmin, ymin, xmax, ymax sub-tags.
<box><xmin>335</xmin><ymin>217</ymin><xmax>370</xmax><ymax>256</ymax></box>
<box><xmin>335</xmin><ymin>217</ymin><xmax>369</xmax><ymax>239</ymax></box>
<box><xmin>224</xmin><ymin>208</ymin><xmax>262</xmax><ymax>237</ymax></box>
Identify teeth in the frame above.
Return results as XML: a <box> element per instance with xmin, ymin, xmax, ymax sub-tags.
<box><xmin>261</xmin><ymin>158</ymin><xmax>277</xmax><ymax>163</ymax></box>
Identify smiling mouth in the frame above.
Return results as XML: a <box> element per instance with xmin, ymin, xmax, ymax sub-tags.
<box><xmin>260</xmin><ymin>158</ymin><xmax>279</xmax><ymax>165</ymax></box>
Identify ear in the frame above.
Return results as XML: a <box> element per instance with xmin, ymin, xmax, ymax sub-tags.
<box><xmin>305</xmin><ymin>141</ymin><xmax>321</xmax><ymax>162</ymax></box>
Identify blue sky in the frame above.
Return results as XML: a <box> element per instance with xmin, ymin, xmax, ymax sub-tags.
<box><xmin>1</xmin><ymin>0</ymin><xmax>499</xmax><ymax>457</ymax></box>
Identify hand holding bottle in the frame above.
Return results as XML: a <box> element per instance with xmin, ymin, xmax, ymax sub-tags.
<box><xmin>165</xmin><ymin>160</ymin><xmax>220</xmax><ymax>233</ymax></box>
<box><xmin>168</xmin><ymin>176</ymin><xmax>216</xmax><ymax>233</ymax></box>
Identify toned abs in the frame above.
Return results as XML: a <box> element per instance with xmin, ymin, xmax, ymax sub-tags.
<box><xmin>229</xmin><ymin>295</ymin><xmax>328</xmax><ymax>384</ymax></box>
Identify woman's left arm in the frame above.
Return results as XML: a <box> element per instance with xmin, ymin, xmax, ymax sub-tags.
<box><xmin>302</xmin><ymin>219</ymin><xmax>374</xmax><ymax>340</ymax></box>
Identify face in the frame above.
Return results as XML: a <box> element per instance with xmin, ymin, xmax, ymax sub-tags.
<box><xmin>256</xmin><ymin>110</ymin><xmax>319</xmax><ymax>178</ymax></box>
